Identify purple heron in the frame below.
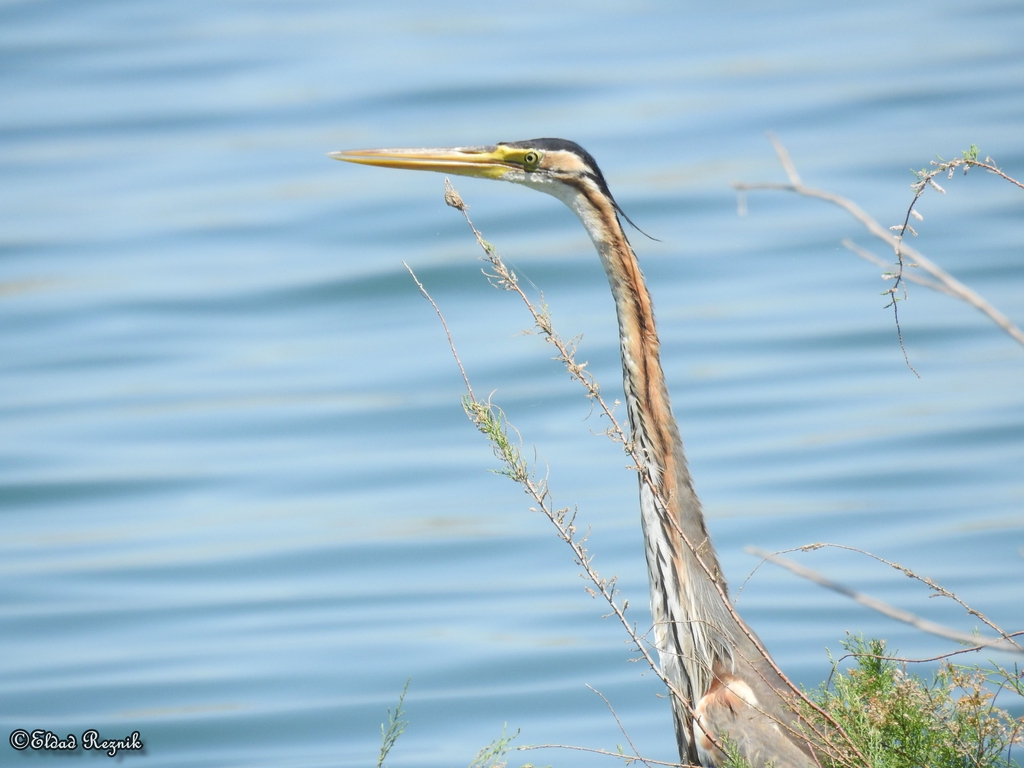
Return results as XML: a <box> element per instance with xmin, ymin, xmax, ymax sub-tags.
<box><xmin>331</xmin><ymin>139</ymin><xmax>816</xmax><ymax>768</ymax></box>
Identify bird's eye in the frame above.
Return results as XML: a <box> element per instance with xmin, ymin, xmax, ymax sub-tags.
<box><xmin>522</xmin><ymin>151</ymin><xmax>539</xmax><ymax>169</ymax></box>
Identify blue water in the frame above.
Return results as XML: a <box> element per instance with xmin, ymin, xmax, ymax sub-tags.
<box><xmin>2</xmin><ymin>1</ymin><xmax>1022</xmax><ymax>766</ymax></box>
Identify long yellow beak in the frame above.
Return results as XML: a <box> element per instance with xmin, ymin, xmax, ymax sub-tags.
<box><xmin>328</xmin><ymin>146</ymin><xmax>517</xmax><ymax>180</ymax></box>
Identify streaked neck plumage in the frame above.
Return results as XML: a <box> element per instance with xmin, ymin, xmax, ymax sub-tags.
<box><xmin>522</xmin><ymin>172</ymin><xmax>743</xmax><ymax>762</ymax></box>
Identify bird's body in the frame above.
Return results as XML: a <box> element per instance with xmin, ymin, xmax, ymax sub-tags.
<box><xmin>332</xmin><ymin>139</ymin><xmax>816</xmax><ymax>768</ymax></box>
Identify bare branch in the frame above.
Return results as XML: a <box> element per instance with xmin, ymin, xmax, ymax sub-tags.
<box><xmin>841</xmin><ymin>239</ymin><xmax>958</xmax><ymax>298</ymax></box>
<box><xmin>519</xmin><ymin>743</ymin><xmax>697</xmax><ymax>767</ymax></box>
<box><xmin>586</xmin><ymin>685</ymin><xmax>656</xmax><ymax>768</ymax></box>
<box><xmin>745</xmin><ymin>546</ymin><xmax>1024</xmax><ymax>655</ymax></box>
<box><xmin>767</xmin><ymin>131</ymin><xmax>802</xmax><ymax>186</ymax></box>
<box><xmin>733</xmin><ymin>143</ymin><xmax>1024</xmax><ymax>350</ymax></box>
<box><xmin>403</xmin><ymin>262</ymin><xmax>474</xmax><ymax>401</ymax></box>
<box><xmin>832</xmin><ymin>633</ymin><xmax>1024</xmax><ymax>667</ymax></box>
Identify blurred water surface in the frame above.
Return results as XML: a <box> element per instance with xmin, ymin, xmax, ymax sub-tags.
<box><xmin>2</xmin><ymin>1</ymin><xmax>1023</xmax><ymax>766</ymax></box>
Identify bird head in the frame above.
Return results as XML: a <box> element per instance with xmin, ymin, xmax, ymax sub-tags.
<box><xmin>333</xmin><ymin>137</ymin><xmax>614</xmax><ymax>195</ymax></box>
<box><xmin>330</xmin><ymin>137</ymin><xmax>650</xmax><ymax>236</ymax></box>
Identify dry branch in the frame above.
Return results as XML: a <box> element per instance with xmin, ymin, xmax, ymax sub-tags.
<box><xmin>733</xmin><ymin>137</ymin><xmax>1024</xmax><ymax>350</ymax></box>
<box><xmin>745</xmin><ymin>546</ymin><xmax>1024</xmax><ymax>655</ymax></box>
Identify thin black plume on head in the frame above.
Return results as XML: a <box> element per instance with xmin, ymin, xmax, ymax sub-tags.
<box><xmin>499</xmin><ymin>138</ymin><xmax>660</xmax><ymax>242</ymax></box>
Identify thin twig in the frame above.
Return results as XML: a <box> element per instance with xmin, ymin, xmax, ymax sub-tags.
<box><xmin>519</xmin><ymin>743</ymin><xmax>697</xmax><ymax>767</ymax></box>
<box><xmin>745</xmin><ymin>546</ymin><xmax>1023</xmax><ymax>654</ymax></box>
<box><xmin>733</xmin><ymin>140</ymin><xmax>1024</xmax><ymax>352</ymax></box>
<box><xmin>832</xmin><ymin>633</ymin><xmax>1024</xmax><ymax>668</ymax></box>
<box><xmin>841</xmin><ymin>239</ymin><xmax>959</xmax><ymax>297</ymax></box>
<box><xmin>804</xmin><ymin>543</ymin><xmax>1017</xmax><ymax>647</ymax></box>
<box><xmin>586</xmin><ymin>685</ymin><xmax>656</xmax><ymax>768</ymax></box>
<box><xmin>767</xmin><ymin>131</ymin><xmax>802</xmax><ymax>186</ymax></box>
<box><xmin>403</xmin><ymin>261</ymin><xmax>474</xmax><ymax>401</ymax></box>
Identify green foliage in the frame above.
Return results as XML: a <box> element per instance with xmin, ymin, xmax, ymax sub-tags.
<box><xmin>462</xmin><ymin>396</ymin><xmax>530</xmax><ymax>484</ymax></box>
<box><xmin>963</xmin><ymin>144</ymin><xmax>980</xmax><ymax>162</ymax></box>
<box><xmin>372</xmin><ymin>689</ymin><xmax>529</xmax><ymax>768</ymax></box>
<box><xmin>377</xmin><ymin>678</ymin><xmax>411</xmax><ymax>768</ymax></box>
<box><xmin>719</xmin><ymin>735</ymin><xmax>754</xmax><ymax>768</ymax></box>
<box><xmin>468</xmin><ymin>725</ymin><xmax>521</xmax><ymax>768</ymax></box>
<box><xmin>809</xmin><ymin>637</ymin><xmax>1023</xmax><ymax>768</ymax></box>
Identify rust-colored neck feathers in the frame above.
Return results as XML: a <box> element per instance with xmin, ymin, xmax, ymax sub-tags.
<box><xmin>572</xmin><ymin>181</ymin><xmax>725</xmax><ymax>582</ymax></box>
<box><xmin>563</xmin><ymin>178</ymin><xmax>743</xmax><ymax>763</ymax></box>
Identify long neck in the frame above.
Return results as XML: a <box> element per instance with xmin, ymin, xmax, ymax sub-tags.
<box><xmin>593</xmin><ymin>216</ymin><xmax>720</xmax><ymax>576</ymax></box>
<box><xmin>557</xmin><ymin>181</ymin><xmax>741</xmax><ymax>759</ymax></box>
<box><xmin>563</xmin><ymin>183</ymin><xmax>727</xmax><ymax>580</ymax></box>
